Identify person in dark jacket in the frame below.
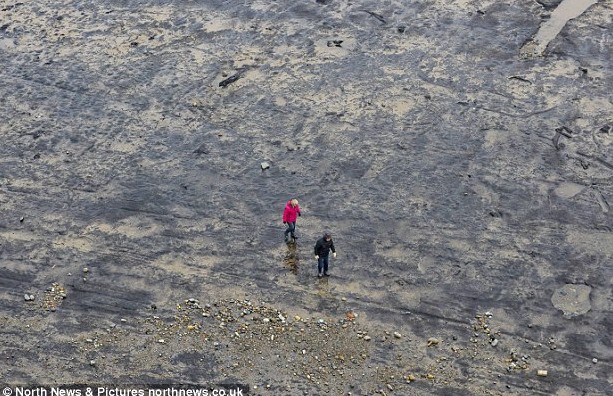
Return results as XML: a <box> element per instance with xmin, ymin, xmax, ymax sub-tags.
<box><xmin>282</xmin><ymin>198</ymin><xmax>301</xmax><ymax>242</ymax></box>
<box><xmin>314</xmin><ymin>232</ymin><xmax>336</xmax><ymax>277</ymax></box>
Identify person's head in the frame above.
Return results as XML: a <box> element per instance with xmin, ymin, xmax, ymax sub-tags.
<box><xmin>323</xmin><ymin>232</ymin><xmax>331</xmax><ymax>241</ymax></box>
<box><xmin>290</xmin><ymin>198</ymin><xmax>299</xmax><ymax>207</ymax></box>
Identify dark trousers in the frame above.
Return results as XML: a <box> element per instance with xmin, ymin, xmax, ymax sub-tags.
<box><xmin>284</xmin><ymin>222</ymin><xmax>296</xmax><ymax>239</ymax></box>
<box><xmin>318</xmin><ymin>256</ymin><xmax>329</xmax><ymax>274</ymax></box>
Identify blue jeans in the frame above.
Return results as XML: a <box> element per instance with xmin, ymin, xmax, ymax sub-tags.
<box><xmin>284</xmin><ymin>222</ymin><xmax>296</xmax><ymax>239</ymax></box>
<box><xmin>318</xmin><ymin>256</ymin><xmax>329</xmax><ymax>274</ymax></box>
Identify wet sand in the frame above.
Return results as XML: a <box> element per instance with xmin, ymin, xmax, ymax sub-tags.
<box><xmin>1</xmin><ymin>0</ymin><xmax>612</xmax><ymax>395</ymax></box>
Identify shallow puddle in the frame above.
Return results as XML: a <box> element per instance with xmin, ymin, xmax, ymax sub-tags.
<box><xmin>523</xmin><ymin>0</ymin><xmax>598</xmax><ymax>56</ymax></box>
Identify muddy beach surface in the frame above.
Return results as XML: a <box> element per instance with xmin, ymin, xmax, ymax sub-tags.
<box><xmin>1</xmin><ymin>0</ymin><xmax>612</xmax><ymax>394</ymax></box>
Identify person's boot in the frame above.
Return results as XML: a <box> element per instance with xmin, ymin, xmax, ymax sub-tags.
<box><xmin>324</xmin><ymin>272</ymin><xmax>329</xmax><ymax>277</ymax></box>
<box><xmin>318</xmin><ymin>272</ymin><xmax>323</xmax><ymax>278</ymax></box>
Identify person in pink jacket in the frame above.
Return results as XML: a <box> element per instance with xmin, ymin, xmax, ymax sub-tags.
<box><xmin>282</xmin><ymin>198</ymin><xmax>301</xmax><ymax>243</ymax></box>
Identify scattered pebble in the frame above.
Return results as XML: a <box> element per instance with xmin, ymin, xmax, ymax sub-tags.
<box><xmin>260</xmin><ymin>161</ymin><xmax>270</xmax><ymax>170</ymax></box>
<box><xmin>393</xmin><ymin>332</ymin><xmax>402</xmax><ymax>339</ymax></box>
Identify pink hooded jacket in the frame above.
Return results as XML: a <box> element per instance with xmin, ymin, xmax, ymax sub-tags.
<box><xmin>282</xmin><ymin>200</ymin><xmax>301</xmax><ymax>223</ymax></box>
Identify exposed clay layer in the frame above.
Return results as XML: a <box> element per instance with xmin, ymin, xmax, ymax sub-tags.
<box><xmin>1</xmin><ymin>0</ymin><xmax>612</xmax><ymax>394</ymax></box>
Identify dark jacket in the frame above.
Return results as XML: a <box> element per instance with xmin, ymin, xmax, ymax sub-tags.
<box><xmin>314</xmin><ymin>237</ymin><xmax>335</xmax><ymax>257</ymax></box>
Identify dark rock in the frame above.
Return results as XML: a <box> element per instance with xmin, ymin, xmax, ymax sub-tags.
<box><xmin>219</xmin><ymin>74</ymin><xmax>241</xmax><ymax>88</ymax></box>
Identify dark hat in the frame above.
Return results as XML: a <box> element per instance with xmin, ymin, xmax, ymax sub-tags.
<box><xmin>323</xmin><ymin>232</ymin><xmax>332</xmax><ymax>239</ymax></box>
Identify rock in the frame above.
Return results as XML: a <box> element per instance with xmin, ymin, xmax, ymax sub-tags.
<box><xmin>393</xmin><ymin>332</ymin><xmax>402</xmax><ymax>339</ymax></box>
<box><xmin>387</xmin><ymin>384</ymin><xmax>393</xmax><ymax>391</ymax></box>
<box><xmin>427</xmin><ymin>337</ymin><xmax>440</xmax><ymax>346</ymax></box>
<box><xmin>219</xmin><ymin>73</ymin><xmax>241</xmax><ymax>88</ymax></box>
<box><xmin>89</xmin><ymin>360</ymin><xmax>96</xmax><ymax>366</ymax></box>
<box><xmin>86</xmin><ymin>339</ymin><xmax>93</xmax><ymax>343</ymax></box>
<box><xmin>260</xmin><ymin>161</ymin><xmax>270</xmax><ymax>170</ymax></box>
<box><xmin>263</xmin><ymin>318</ymin><xmax>270</xmax><ymax>323</ymax></box>
<box><xmin>485</xmin><ymin>311</ymin><xmax>493</xmax><ymax>317</ymax></box>
<box><xmin>363</xmin><ymin>336</ymin><xmax>371</xmax><ymax>341</ymax></box>
<box><xmin>537</xmin><ymin>369</ymin><xmax>547</xmax><ymax>377</ymax></box>
<box><xmin>491</xmin><ymin>339</ymin><xmax>499</xmax><ymax>347</ymax></box>
<box><xmin>83</xmin><ymin>267</ymin><xmax>89</xmax><ymax>273</ymax></box>
<box><xmin>294</xmin><ymin>315</ymin><xmax>301</xmax><ymax>321</ymax></box>
<box><xmin>24</xmin><ymin>294</ymin><xmax>32</xmax><ymax>301</ymax></box>
<box><xmin>158</xmin><ymin>339</ymin><xmax>165</xmax><ymax>344</ymax></box>
<box><xmin>120</xmin><ymin>318</ymin><xmax>127</xmax><ymax>323</ymax></box>
<box><xmin>592</xmin><ymin>358</ymin><xmax>598</xmax><ymax>364</ymax></box>
<box><xmin>407</xmin><ymin>374</ymin><xmax>416</xmax><ymax>382</ymax></box>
